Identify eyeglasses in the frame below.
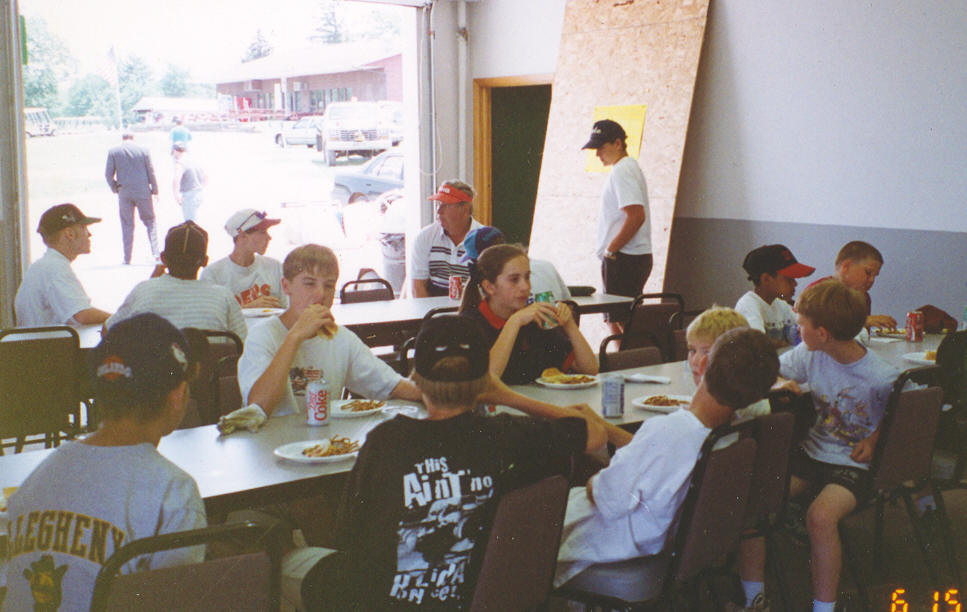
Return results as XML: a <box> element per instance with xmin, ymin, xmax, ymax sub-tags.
<box><xmin>237</xmin><ymin>211</ymin><xmax>267</xmax><ymax>233</ymax></box>
<box><xmin>436</xmin><ymin>202</ymin><xmax>467</xmax><ymax>211</ymax></box>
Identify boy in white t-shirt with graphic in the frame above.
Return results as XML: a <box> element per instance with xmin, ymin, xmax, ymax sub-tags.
<box><xmin>735</xmin><ymin>243</ymin><xmax>815</xmax><ymax>347</ymax></box>
<box><xmin>201</xmin><ymin>208</ymin><xmax>287</xmax><ymax>309</ymax></box>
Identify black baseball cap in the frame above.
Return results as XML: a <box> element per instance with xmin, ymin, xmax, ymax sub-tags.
<box><xmin>742</xmin><ymin>244</ymin><xmax>815</xmax><ymax>282</ymax></box>
<box><xmin>89</xmin><ymin>313</ymin><xmax>192</xmax><ymax>407</ymax></box>
<box><xmin>37</xmin><ymin>203</ymin><xmax>101</xmax><ymax>237</ymax></box>
<box><xmin>582</xmin><ymin>119</ymin><xmax>627</xmax><ymax>150</ymax></box>
<box><xmin>414</xmin><ymin>316</ymin><xmax>489</xmax><ymax>382</ymax></box>
<box><xmin>163</xmin><ymin>221</ymin><xmax>208</xmax><ymax>264</ymax></box>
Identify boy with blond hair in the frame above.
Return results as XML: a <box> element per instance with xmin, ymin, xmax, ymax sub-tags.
<box><xmin>808</xmin><ymin>240</ymin><xmax>897</xmax><ymax>330</ymax></box>
<box><xmin>686</xmin><ymin>306</ymin><xmax>771</xmax><ymax>421</ymax></box>
<box><xmin>740</xmin><ymin>280</ymin><xmax>900</xmax><ymax>612</ymax></box>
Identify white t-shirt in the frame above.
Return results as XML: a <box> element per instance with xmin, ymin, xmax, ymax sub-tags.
<box><xmin>555</xmin><ymin>408</ymin><xmax>709</xmax><ymax>586</ymax></box>
<box><xmin>780</xmin><ymin>342</ymin><xmax>899</xmax><ymax>469</ymax></box>
<box><xmin>14</xmin><ymin>249</ymin><xmax>93</xmax><ymax>327</ymax></box>
<box><xmin>105</xmin><ymin>275</ymin><xmax>247</xmax><ymax>341</ymax></box>
<box><xmin>237</xmin><ymin>317</ymin><xmax>403</xmax><ymax>417</ymax></box>
<box><xmin>734</xmin><ymin>290</ymin><xmax>798</xmax><ymax>343</ymax></box>
<box><xmin>409</xmin><ymin>219</ymin><xmax>483</xmax><ymax>291</ymax></box>
<box><xmin>4</xmin><ymin>442</ymin><xmax>206</xmax><ymax>612</ymax></box>
<box><xmin>201</xmin><ymin>254</ymin><xmax>287</xmax><ymax>308</ymax></box>
<box><xmin>529</xmin><ymin>259</ymin><xmax>572</xmax><ymax>302</ymax></box>
<box><xmin>596</xmin><ymin>156</ymin><xmax>652</xmax><ymax>258</ymax></box>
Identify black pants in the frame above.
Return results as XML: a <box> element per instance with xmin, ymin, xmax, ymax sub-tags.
<box><xmin>601</xmin><ymin>252</ymin><xmax>653</xmax><ymax>322</ymax></box>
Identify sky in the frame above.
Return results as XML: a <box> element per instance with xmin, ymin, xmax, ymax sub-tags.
<box><xmin>19</xmin><ymin>0</ymin><xmax>401</xmax><ymax>82</ymax></box>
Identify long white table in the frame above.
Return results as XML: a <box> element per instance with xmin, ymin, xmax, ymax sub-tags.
<box><xmin>2</xmin><ymin>332</ymin><xmax>944</xmax><ymax>515</ymax></box>
<box><xmin>74</xmin><ymin>293</ymin><xmax>635</xmax><ymax>350</ymax></box>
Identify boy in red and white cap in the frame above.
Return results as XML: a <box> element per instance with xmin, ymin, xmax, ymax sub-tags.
<box><xmin>201</xmin><ymin>208</ymin><xmax>287</xmax><ymax>309</ymax></box>
<box><xmin>735</xmin><ymin>244</ymin><xmax>815</xmax><ymax>347</ymax></box>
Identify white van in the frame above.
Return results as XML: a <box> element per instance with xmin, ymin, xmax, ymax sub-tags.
<box><xmin>24</xmin><ymin>107</ymin><xmax>55</xmax><ymax>137</ymax></box>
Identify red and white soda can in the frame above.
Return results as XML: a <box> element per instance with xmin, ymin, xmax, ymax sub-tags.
<box><xmin>905</xmin><ymin>310</ymin><xmax>924</xmax><ymax>342</ymax></box>
<box><xmin>448</xmin><ymin>275</ymin><xmax>464</xmax><ymax>301</ymax></box>
<box><xmin>306</xmin><ymin>379</ymin><xmax>330</xmax><ymax>426</ymax></box>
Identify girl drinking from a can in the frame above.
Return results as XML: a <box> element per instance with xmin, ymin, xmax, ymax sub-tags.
<box><xmin>459</xmin><ymin>244</ymin><xmax>598</xmax><ymax>384</ymax></box>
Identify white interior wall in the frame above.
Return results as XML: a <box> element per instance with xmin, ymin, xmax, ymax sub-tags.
<box><xmin>467</xmin><ymin>0</ymin><xmax>566</xmax><ymax>79</ymax></box>
<box><xmin>677</xmin><ymin>1</ymin><xmax>967</xmax><ymax>232</ymax></box>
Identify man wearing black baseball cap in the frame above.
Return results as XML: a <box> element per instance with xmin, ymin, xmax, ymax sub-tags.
<box><xmin>581</xmin><ymin>119</ymin><xmax>653</xmax><ymax>333</ymax></box>
<box><xmin>14</xmin><ymin>203</ymin><xmax>112</xmax><ymax>326</ymax></box>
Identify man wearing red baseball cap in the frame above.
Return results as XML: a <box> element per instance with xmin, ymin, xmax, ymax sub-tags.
<box><xmin>410</xmin><ymin>180</ymin><xmax>482</xmax><ymax>297</ymax></box>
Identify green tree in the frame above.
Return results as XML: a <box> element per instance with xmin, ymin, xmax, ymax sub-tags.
<box><xmin>21</xmin><ymin>16</ymin><xmax>75</xmax><ymax>113</ymax></box>
<box><xmin>242</xmin><ymin>29</ymin><xmax>273</xmax><ymax>63</ymax></box>
<box><xmin>311</xmin><ymin>0</ymin><xmax>347</xmax><ymax>44</ymax></box>
<box><xmin>160</xmin><ymin>64</ymin><xmax>190</xmax><ymax>97</ymax></box>
<box><xmin>118</xmin><ymin>55</ymin><xmax>152</xmax><ymax>125</ymax></box>
<box><xmin>64</xmin><ymin>74</ymin><xmax>114</xmax><ymax>122</ymax></box>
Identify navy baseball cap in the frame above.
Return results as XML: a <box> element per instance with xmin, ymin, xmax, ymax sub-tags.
<box><xmin>742</xmin><ymin>244</ymin><xmax>815</xmax><ymax>281</ymax></box>
<box><xmin>414</xmin><ymin>316</ymin><xmax>489</xmax><ymax>382</ymax></box>
<box><xmin>582</xmin><ymin>119</ymin><xmax>627</xmax><ymax>150</ymax></box>
<box><xmin>461</xmin><ymin>226</ymin><xmax>505</xmax><ymax>263</ymax></box>
<box><xmin>89</xmin><ymin>313</ymin><xmax>192</xmax><ymax>407</ymax></box>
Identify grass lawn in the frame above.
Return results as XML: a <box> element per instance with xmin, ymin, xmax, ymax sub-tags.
<box><xmin>25</xmin><ymin>127</ymin><xmax>382</xmax><ymax>310</ymax></box>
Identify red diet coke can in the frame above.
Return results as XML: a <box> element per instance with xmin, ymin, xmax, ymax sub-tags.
<box><xmin>449</xmin><ymin>275</ymin><xmax>465</xmax><ymax>301</ymax></box>
<box><xmin>306</xmin><ymin>378</ymin><xmax>330</xmax><ymax>426</ymax></box>
<box><xmin>905</xmin><ymin>311</ymin><xmax>924</xmax><ymax>342</ymax></box>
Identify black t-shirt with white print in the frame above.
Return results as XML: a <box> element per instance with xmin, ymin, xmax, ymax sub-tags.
<box><xmin>301</xmin><ymin>411</ymin><xmax>586</xmax><ymax>611</ymax></box>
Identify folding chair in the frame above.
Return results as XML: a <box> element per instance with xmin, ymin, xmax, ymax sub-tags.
<box><xmin>468</xmin><ymin>475</ymin><xmax>570</xmax><ymax>611</ymax></box>
<box><xmin>0</xmin><ymin>326</ymin><xmax>84</xmax><ymax>454</ymax></box>
<box><xmin>838</xmin><ymin>366</ymin><xmax>946</xmax><ymax>609</ymax></box>
<box><xmin>736</xmin><ymin>412</ymin><xmax>796</xmax><ymax>611</ymax></box>
<box><xmin>186</xmin><ymin>329</ymin><xmax>243</xmax><ymax>425</ymax></box>
<box><xmin>90</xmin><ymin>520</ymin><xmax>284</xmax><ymax>612</ymax></box>
<box><xmin>555</xmin><ymin>427</ymin><xmax>757</xmax><ymax>610</ymax></box>
<box><xmin>339</xmin><ymin>272</ymin><xmax>395</xmax><ymax>304</ymax></box>
<box><xmin>600</xmin><ymin>345</ymin><xmax>663</xmax><ymax>372</ymax></box>
<box><xmin>600</xmin><ymin>293</ymin><xmax>685</xmax><ymax>363</ymax></box>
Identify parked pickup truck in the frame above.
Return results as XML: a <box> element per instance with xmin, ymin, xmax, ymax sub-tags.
<box><xmin>320</xmin><ymin>102</ymin><xmax>392</xmax><ymax>165</ymax></box>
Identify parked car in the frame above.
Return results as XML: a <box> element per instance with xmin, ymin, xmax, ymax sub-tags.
<box><xmin>331</xmin><ymin>148</ymin><xmax>404</xmax><ymax>205</ymax></box>
<box><xmin>320</xmin><ymin>102</ymin><xmax>392</xmax><ymax>165</ymax></box>
<box><xmin>274</xmin><ymin>116</ymin><xmax>325</xmax><ymax>147</ymax></box>
<box><xmin>378</xmin><ymin>101</ymin><xmax>404</xmax><ymax>146</ymax></box>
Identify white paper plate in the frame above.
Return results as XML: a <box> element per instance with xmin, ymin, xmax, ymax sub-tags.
<box><xmin>242</xmin><ymin>307</ymin><xmax>285</xmax><ymax>318</ymax></box>
<box><xmin>631</xmin><ymin>394</ymin><xmax>692</xmax><ymax>413</ymax></box>
<box><xmin>331</xmin><ymin>399</ymin><xmax>388</xmax><ymax>419</ymax></box>
<box><xmin>902</xmin><ymin>352</ymin><xmax>936</xmax><ymax>366</ymax></box>
<box><xmin>535</xmin><ymin>375</ymin><xmax>600</xmax><ymax>390</ymax></box>
<box><xmin>273</xmin><ymin>440</ymin><xmax>359</xmax><ymax>464</ymax></box>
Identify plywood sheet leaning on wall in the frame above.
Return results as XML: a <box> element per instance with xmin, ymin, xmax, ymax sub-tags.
<box><xmin>529</xmin><ymin>0</ymin><xmax>709</xmax><ymax>295</ymax></box>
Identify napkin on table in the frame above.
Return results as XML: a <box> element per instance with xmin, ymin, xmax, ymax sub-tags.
<box><xmin>621</xmin><ymin>373</ymin><xmax>671</xmax><ymax>384</ymax></box>
<box><xmin>217</xmin><ymin>404</ymin><xmax>267</xmax><ymax>435</ymax></box>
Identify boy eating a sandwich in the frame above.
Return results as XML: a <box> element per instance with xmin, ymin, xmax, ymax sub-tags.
<box><xmin>238</xmin><ymin>244</ymin><xmax>423</xmax><ymax>417</ymax></box>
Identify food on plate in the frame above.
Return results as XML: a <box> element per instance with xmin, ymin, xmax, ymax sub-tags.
<box><xmin>302</xmin><ymin>435</ymin><xmax>359</xmax><ymax>458</ymax></box>
<box><xmin>342</xmin><ymin>399</ymin><xmax>386</xmax><ymax>412</ymax></box>
<box><xmin>876</xmin><ymin>327</ymin><xmax>906</xmax><ymax>336</ymax></box>
<box><xmin>640</xmin><ymin>395</ymin><xmax>690</xmax><ymax>407</ymax></box>
<box><xmin>539</xmin><ymin>368</ymin><xmax>596</xmax><ymax>385</ymax></box>
<box><xmin>317</xmin><ymin>322</ymin><xmax>338</xmax><ymax>339</ymax></box>
<box><xmin>924</xmin><ymin>350</ymin><xmax>937</xmax><ymax>361</ymax></box>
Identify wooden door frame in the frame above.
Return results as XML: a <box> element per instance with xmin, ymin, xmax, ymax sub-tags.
<box><xmin>472</xmin><ymin>74</ymin><xmax>553</xmax><ymax>226</ymax></box>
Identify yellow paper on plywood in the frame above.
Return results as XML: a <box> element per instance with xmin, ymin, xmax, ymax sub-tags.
<box><xmin>585</xmin><ymin>104</ymin><xmax>647</xmax><ymax>173</ymax></box>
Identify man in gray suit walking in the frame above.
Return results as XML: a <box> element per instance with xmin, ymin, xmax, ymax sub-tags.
<box><xmin>105</xmin><ymin>132</ymin><xmax>161</xmax><ymax>264</ymax></box>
